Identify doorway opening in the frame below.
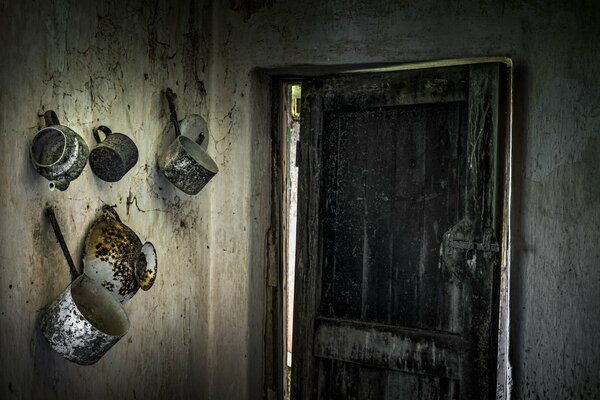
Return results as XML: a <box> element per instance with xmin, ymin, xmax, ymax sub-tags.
<box><xmin>284</xmin><ymin>82</ymin><xmax>301</xmax><ymax>399</ymax></box>
<box><xmin>267</xmin><ymin>59</ymin><xmax>512</xmax><ymax>400</ymax></box>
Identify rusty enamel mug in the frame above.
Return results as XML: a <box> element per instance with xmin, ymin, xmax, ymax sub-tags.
<box><xmin>89</xmin><ymin>125</ymin><xmax>139</xmax><ymax>182</ymax></box>
<box><xmin>158</xmin><ymin>89</ymin><xmax>218</xmax><ymax>195</ymax></box>
<box><xmin>39</xmin><ymin>274</ymin><xmax>130</xmax><ymax>365</ymax></box>
<box><xmin>30</xmin><ymin>110</ymin><xmax>89</xmax><ymax>191</ymax></box>
<box><xmin>83</xmin><ymin>206</ymin><xmax>157</xmax><ymax>303</ymax></box>
<box><xmin>40</xmin><ymin>207</ymin><xmax>129</xmax><ymax>365</ymax></box>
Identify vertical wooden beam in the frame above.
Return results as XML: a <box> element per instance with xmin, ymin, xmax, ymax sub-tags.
<box><xmin>462</xmin><ymin>63</ymin><xmax>502</xmax><ymax>400</ymax></box>
<box><xmin>291</xmin><ymin>79</ymin><xmax>324</xmax><ymax>400</ymax></box>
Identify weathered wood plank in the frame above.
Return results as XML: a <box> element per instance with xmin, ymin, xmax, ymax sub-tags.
<box><xmin>456</xmin><ymin>63</ymin><xmax>502</xmax><ymax>400</ymax></box>
<box><xmin>362</xmin><ymin>109</ymin><xmax>395</xmax><ymax>322</ymax></box>
<box><xmin>313</xmin><ymin>318</ymin><xmax>464</xmax><ymax>379</ymax></box>
<box><xmin>390</xmin><ymin>107</ymin><xmax>427</xmax><ymax>329</ymax></box>
<box><xmin>319</xmin><ymin>112</ymin><xmax>341</xmax><ymax>317</ymax></box>
<box><xmin>420</xmin><ymin>102</ymin><xmax>464</xmax><ymax>332</ymax></box>
<box><xmin>322</xmin><ymin>67</ymin><xmax>469</xmax><ymax>111</ymax></box>
<box><xmin>291</xmin><ymin>79</ymin><xmax>325</xmax><ymax>400</ymax></box>
<box><xmin>317</xmin><ymin>358</ymin><xmax>360</xmax><ymax>400</ymax></box>
<box><xmin>384</xmin><ymin>370</ymin><xmax>419</xmax><ymax>399</ymax></box>
<box><xmin>325</xmin><ymin>111</ymin><xmax>369</xmax><ymax>319</ymax></box>
<box><xmin>354</xmin><ymin>367</ymin><xmax>382</xmax><ymax>400</ymax></box>
<box><xmin>438</xmin><ymin>101</ymin><xmax>468</xmax><ymax>334</ymax></box>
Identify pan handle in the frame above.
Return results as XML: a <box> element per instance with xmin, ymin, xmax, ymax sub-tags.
<box><xmin>45</xmin><ymin>206</ymin><xmax>79</xmax><ymax>281</ymax></box>
<box><xmin>43</xmin><ymin>110</ymin><xmax>60</xmax><ymax>127</ymax></box>
<box><xmin>165</xmin><ymin>88</ymin><xmax>182</xmax><ymax>138</ymax></box>
<box><xmin>195</xmin><ymin>133</ymin><xmax>206</xmax><ymax>147</ymax></box>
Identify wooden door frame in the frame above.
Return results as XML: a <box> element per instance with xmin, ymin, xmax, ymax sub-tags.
<box><xmin>264</xmin><ymin>58</ymin><xmax>513</xmax><ymax>400</ymax></box>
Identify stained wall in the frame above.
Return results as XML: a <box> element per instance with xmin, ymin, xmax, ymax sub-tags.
<box><xmin>208</xmin><ymin>1</ymin><xmax>600</xmax><ymax>399</ymax></box>
<box><xmin>0</xmin><ymin>0</ymin><xmax>213</xmax><ymax>398</ymax></box>
<box><xmin>1</xmin><ymin>0</ymin><xmax>600</xmax><ymax>399</ymax></box>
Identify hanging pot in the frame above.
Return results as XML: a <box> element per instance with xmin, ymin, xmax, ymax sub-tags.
<box><xmin>158</xmin><ymin>89</ymin><xmax>218</xmax><ymax>195</ymax></box>
<box><xmin>82</xmin><ymin>206</ymin><xmax>157</xmax><ymax>303</ymax></box>
<box><xmin>30</xmin><ymin>111</ymin><xmax>89</xmax><ymax>191</ymax></box>
<box><xmin>39</xmin><ymin>207</ymin><xmax>130</xmax><ymax>365</ymax></box>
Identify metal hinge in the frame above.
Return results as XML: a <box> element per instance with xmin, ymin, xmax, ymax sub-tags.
<box><xmin>446</xmin><ymin>226</ymin><xmax>500</xmax><ymax>255</ymax></box>
<box><xmin>446</xmin><ymin>240</ymin><xmax>500</xmax><ymax>252</ymax></box>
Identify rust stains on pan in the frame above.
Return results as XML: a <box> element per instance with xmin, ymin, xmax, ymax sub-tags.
<box><xmin>83</xmin><ymin>206</ymin><xmax>157</xmax><ymax>303</ymax></box>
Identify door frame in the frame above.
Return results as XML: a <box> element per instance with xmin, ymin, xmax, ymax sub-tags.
<box><xmin>264</xmin><ymin>58</ymin><xmax>513</xmax><ymax>400</ymax></box>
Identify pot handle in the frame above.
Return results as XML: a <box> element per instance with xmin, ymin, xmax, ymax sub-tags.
<box><xmin>135</xmin><ymin>242</ymin><xmax>157</xmax><ymax>291</ymax></box>
<box><xmin>93</xmin><ymin>125</ymin><xmax>112</xmax><ymax>144</ymax></box>
<box><xmin>45</xmin><ymin>206</ymin><xmax>79</xmax><ymax>281</ymax></box>
<box><xmin>49</xmin><ymin>178</ymin><xmax>70</xmax><ymax>192</ymax></box>
<box><xmin>43</xmin><ymin>110</ymin><xmax>60</xmax><ymax>127</ymax></box>
<box><xmin>196</xmin><ymin>132</ymin><xmax>206</xmax><ymax>147</ymax></box>
<box><xmin>165</xmin><ymin>88</ymin><xmax>182</xmax><ymax>138</ymax></box>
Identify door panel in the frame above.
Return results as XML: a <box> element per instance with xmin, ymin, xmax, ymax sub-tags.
<box><xmin>313</xmin><ymin>318</ymin><xmax>463</xmax><ymax>379</ymax></box>
<box><xmin>320</xmin><ymin>102</ymin><xmax>467</xmax><ymax>332</ymax></box>
<box><xmin>317</xmin><ymin>359</ymin><xmax>459</xmax><ymax>400</ymax></box>
<box><xmin>292</xmin><ymin>64</ymin><xmax>507</xmax><ymax>400</ymax></box>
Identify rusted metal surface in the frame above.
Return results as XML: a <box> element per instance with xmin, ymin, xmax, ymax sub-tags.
<box><xmin>158</xmin><ymin>90</ymin><xmax>218</xmax><ymax>195</ymax></box>
<box><xmin>89</xmin><ymin>125</ymin><xmax>139</xmax><ymax>182</ymax></box>
<box><xmin>29</xmin><ymin>110</ymin><xmax>89</xmax><ymax>191</ymax></box>
<box><xmin>39</xmin><ymin>275</ymin><xmax>130</xmax><ymax>365</ymax></box>
<box><xmin>83</xmin><ymin>206</ymin><xmax>157</xmax><ymax>303</ymax></box>
<box><xmin>158</xmin><ymin>135</ymin><xmax>218</xmax><ymax>195</ymax></box>
<box><xmin>40</xmin><ymin>206</ymin><xmax>130</xmax><ymax>365</ymax></box>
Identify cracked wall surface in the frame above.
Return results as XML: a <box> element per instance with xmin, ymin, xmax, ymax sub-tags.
<box><xmin>0</xmin><ymin>0</ymin><xmax>212</xmax><ymax>398</ymax></box>
<box><xmin>1</xmin><ymin>0</ymin><xmax>600</xmax><ymax>399</ymax></box>
<box><xmin>207</xmin><ymin>0</ymin><xmax>600</xmax><ymax>399</ymax></box>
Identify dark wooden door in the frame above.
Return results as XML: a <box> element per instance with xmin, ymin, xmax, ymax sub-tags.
<box><xmin>292</xmin><ymin>63</ymin><xmax>508</xmax><ymax>400</ymax></box>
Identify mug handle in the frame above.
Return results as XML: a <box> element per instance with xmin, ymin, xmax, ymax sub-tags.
<box><xmin>93</xmin><ymin>125</ymin><xmax>112</xmax><ymax>144</ymax></box>
<box><xmin>43</xmin><ymin>110</ymin><xmax>60</xmax><ymax>127</ymax></box>
<box><xmin>196</xmin><ymin>133</ymin><xmax>206</xmax><ymax>147</ymax></box>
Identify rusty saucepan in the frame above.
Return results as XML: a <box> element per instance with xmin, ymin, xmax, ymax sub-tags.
<box><xmin>89</xmin><ymin>125</ymin><xmax>139</xmax><ymax>182</ymax></box>
<box><xmin>39</xmin><ymin>207</ymin><xmax>130</xmax><ymax>365</ymax></box>
<box><xmin>158</xmin><ymin>89</ymin><xmax>218</xmax><ymax>195</ymax></box>
<box><xmin>30</xmin><ymin>111</ymin><xmax>89</xmax><ymax>191</ymax></box>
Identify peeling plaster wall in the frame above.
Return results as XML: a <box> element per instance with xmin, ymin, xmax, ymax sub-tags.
<box><xmin>208</xmin><ymin>1</ymin><xmax>600</xmax><ymax>399</ymax></box>
<box><xmin>2</xmin><ymin>1</ymin><xmax>600</xmax><ymax>399</ymax></box>
<box><xmin>0</xmin><ymin>0</ymin><xmax>212</xmax><ymax>398</ymax></box>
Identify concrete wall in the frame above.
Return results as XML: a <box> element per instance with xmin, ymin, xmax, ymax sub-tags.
<box><xmin>1</xmin><ymin>0</ymin><xmax>599</xmax><ymax>399</ymax></box>
<box><xmin>208</xmin><ymin>0</ymin><xmax>600</xmax><ymax>399</ymax></box>
<box><xmin>0</xmin><ymin>0</ymin><xmax>213</xmax><ymax>398</ymax></box>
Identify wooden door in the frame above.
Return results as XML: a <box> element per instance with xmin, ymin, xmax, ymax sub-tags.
<box><xmin>291</xmin><ymin>63</ymin><xmax>508</xmax><ymax>400</ymax></box>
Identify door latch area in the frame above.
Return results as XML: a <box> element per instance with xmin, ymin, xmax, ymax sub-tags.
<box><xmin>446</xmin><ymin>240</ymin><xmax>499</xmax><ymax>253</ymax></box>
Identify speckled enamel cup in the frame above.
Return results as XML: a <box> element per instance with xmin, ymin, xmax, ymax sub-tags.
<box><xmin>39</xmin><ymin>274</ymin><xmax>130</xmax><ymax>365</ymax></box>
<box><xmin>30</xmin><ymin>111</ymin><xmax>89</xmax><ymax>191</ymax></box>
<box><xmin>158</xmin><ymin>135</ymin><xmax>218</xmax><ymax>195</ymax></box>
<box><xmin>159</xmin><ymin>90</ymin><xmax>218</xmax><ymax>195</ymax></box>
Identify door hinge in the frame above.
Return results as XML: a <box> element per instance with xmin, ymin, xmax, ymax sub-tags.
<box><xmin>445</xmin><ymin>226</ymin><xmax>500</xmax><ymax>256</ymax></box>
<box><xmin>446</xmin><ymin>240</ymin><xmax>500</xmax><ymax>253</ymax></box>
